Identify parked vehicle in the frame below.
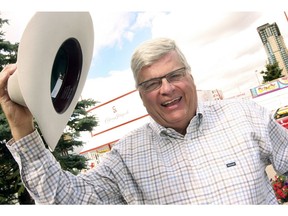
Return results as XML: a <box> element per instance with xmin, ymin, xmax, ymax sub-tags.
<box><xmin>273</xmin><ymin>105</ymin><xmax>288</xmax><ymax>129</ymax></box>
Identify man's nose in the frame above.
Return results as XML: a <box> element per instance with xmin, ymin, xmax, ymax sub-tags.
<box><xmin>159</xmin><ymin>78</ymin><xmax>175</xmax><ymax>94</ymax></box>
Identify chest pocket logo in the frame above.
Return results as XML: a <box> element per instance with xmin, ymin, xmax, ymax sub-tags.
<box><xmin>226</xmin><ymin>162</ymin><xmax>236</xmax><ymax>168</ymax></box>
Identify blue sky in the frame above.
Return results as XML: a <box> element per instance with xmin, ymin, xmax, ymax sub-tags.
<box><xmin>89</xmin><ymin>20</ymin><xmax>152</xmax><ymax>78</ymax></box>
<box><xmin>1</xmin><ymin>4</ymin><xmax>288</xmax><ymax>103</ymax></box>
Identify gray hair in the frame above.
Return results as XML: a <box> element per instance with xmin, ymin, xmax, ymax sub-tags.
<box><xmin>130</xmin><ymin>37</ymin><xmax>191</xmax><ymax>87</ymax></box>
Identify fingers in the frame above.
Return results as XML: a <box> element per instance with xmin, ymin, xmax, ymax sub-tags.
<box><xmin>0</xmin><ymin>64</ymin><xmax>17</xmax><ymax>103</ymax></box>
<box><xmin>0</xmin><ymin>64</ymin><xmax>17</xmax><ymax>86</ymax></box>
<box><xmin>0</xmin><ymin>64</ymin><xmax>35</xmax><ymax>140</ymax></box>
<box><xmin>0</xmin><ymin>63</ymin><xmax>17</xmax><ymax>77</ymax></box>
<box><xmin>1</xmin><ymin>64</ymin><xmax>17</xmax><ymax>73</ymax></box>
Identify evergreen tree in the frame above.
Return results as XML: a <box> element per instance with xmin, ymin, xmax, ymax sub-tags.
<box><xmin>51</xmin><ymin>98</ymin><xmax>98</xmax><ymax>175</ymax></box>
<box><xmin>0</xmin><ymin>17</ymin><xmax>18</xmax><ymax>66</ymax></box>
<box><xmin>260</xmin><ymin>62</ymin><xmax>284</xmax><ymax>83</ymax></box>
<box><xmin>0</xmin><ymin>13</ymin><xmax>99</xmax><ymax>204</ymax></box>
<box><xmin>0</xmin><ymin>13</ymin><xmax>28</xmax><ymax>204</ymax></box>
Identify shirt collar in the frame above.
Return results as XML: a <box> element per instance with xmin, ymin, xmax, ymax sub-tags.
<box><xmin>149</xmin><ymin>104</ymin><xmax>204</xmax><ymax>139</ymax></box>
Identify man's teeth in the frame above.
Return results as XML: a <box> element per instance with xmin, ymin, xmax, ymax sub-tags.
<box><xmin>162</xmin><ymin>97</ymin><xmax>181</xmax><ymax>106</ymax></box>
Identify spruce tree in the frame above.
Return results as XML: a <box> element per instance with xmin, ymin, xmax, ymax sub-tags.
<box><xmin>0</xmin><ymin>13</ymin><xmax>98</xmax><ymax>204</ymax></box>
<box><xmin>0</xmin><ymin>13</ymin><xmax>30</xmax><ymax>204</ymax></box>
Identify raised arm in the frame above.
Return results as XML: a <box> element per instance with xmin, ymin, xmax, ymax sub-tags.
<box><xmin>0</xmin><ymin>64</ymin><xmax>34</xmax><ymax>141</ymax></box>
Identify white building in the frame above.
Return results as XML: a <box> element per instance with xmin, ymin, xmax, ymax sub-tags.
<box><xmin>80</xmin><ymin>89</ymin><xmax>223</xmax><ymax>167</ymax></box>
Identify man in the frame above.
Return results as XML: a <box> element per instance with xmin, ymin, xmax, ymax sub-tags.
<box><xmin>0</xmin><ymin>38</ymin><xmax>287</xmax><ymax>204</ymax></box>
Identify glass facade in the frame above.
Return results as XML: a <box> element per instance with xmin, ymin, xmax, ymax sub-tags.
<box><xmin>257</xmin><ymin>22</ymin><xmax>288</xmax><ymax>75</ymax></box>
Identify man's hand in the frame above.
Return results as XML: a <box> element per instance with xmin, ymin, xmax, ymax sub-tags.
<box><xmin>0</xmin><ymin>64</ymin><xmax>34</xmax><ymax>141</ymax></box>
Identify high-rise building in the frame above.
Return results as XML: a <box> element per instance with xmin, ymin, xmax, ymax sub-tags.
<box><xmin>257</xmin><ymin>22</ymin><xmax>288</xmax><ymax>76</ymax></box>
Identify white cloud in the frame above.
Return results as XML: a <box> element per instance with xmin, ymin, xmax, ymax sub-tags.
<box><xmin>146</xmin><ymin>11</ymin><xmax>288</xmax><ymax>97</ymax></box>
<box><xmin>81</xmin><ymin>69</ymin><xmax>136</xmax><ymax>103</ymax></box>
<box><xmin>1</xmin><ymin>11</ymin><xmax>133</xmax><ymax>54</ymax></box>
<box><xmin>89</xmin><ymin>12</ymin><xmax>133</xmax><ymax>55</ymax></box>
<box><xmin>1</xmin><ymin>11</ymin><xmax>35</xmax><ymax>43</ymax></box>
<box><xmin>2</xmin><ymin>10</ymin><xmax>288</xmax><ymax>102</ymax></box>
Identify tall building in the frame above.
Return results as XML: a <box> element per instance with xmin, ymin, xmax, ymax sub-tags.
<box><xmin>257</xmin><ymin>22</ymin><xmax>288</xmax><ymax>76</ymax></box>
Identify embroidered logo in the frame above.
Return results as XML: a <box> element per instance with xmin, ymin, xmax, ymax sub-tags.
<box><xmin>226</xmin><ymin>162</ymin><xmax>236</xmax><ymax>168</ymax></box>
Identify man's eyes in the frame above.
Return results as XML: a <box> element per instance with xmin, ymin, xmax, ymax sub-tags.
<box><xmin>144</xmin><ymin>80</ymin><xmax>160</xmax><ymax>88</ymax></box>
<box><xmin>168</xmin><ymin>72</ymin><xmax>183</xmax><ymax>80</ymax></box>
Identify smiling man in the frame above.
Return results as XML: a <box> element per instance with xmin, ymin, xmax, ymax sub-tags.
<box><xmin>1</xmin><ymin>37</ymin><xmax>288</xmax><ymax>204</ymax></box>
<box><xmin>134</xmin><ymin>45</ymin><xmax>198</xmax><ymax>135</ymax></box>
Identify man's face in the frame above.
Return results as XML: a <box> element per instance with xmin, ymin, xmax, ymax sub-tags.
<box><xmin>137</xmin><ymin>51</ymin><xmax>198</xmax><ymax>134</ymax></box>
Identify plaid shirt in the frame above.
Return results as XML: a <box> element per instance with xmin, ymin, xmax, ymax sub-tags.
<box><xmin>7</xmin><ymin>99</ymin><xmax>288</xmax><ymax>204</ymax></box>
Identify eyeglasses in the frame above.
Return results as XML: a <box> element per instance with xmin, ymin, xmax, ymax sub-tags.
<box><xmin>137</xmin><ymin>67</ymin><xmax>187</xmax><ymax>92</ymax></box>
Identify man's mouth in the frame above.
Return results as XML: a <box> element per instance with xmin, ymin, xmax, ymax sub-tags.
<box><xmin>161</xmin><ymin>96</ymin><xmax>182</xmax><ymax>107</ymax></box>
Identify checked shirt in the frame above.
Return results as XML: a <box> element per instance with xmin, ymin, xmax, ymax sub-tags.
<box><xmin>7</xmin><ymin>99</ymin><xmax>288</xmax><ymax>204</ymax></box>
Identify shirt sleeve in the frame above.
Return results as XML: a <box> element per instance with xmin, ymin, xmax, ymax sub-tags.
<box><xmin>267</xmin><ymin>113</ymin><xmax>288</xmax><ymax>177</ymax></box>
<box><xmin>6</xmin><ymin>130</ymin><xmax>126</xmax><ymax>204</ymax></box>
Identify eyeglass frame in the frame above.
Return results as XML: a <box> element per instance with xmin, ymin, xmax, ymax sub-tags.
<box><xmin>137</xmin><ymin>67</ymin><xmax>187</xmax><ymax>93</ymax></box>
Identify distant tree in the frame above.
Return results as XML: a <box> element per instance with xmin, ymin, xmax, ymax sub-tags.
<box><xmin>260</xmin><ymin>62</ymin><xmax>284</xmax><ymax>83</ymax></box>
